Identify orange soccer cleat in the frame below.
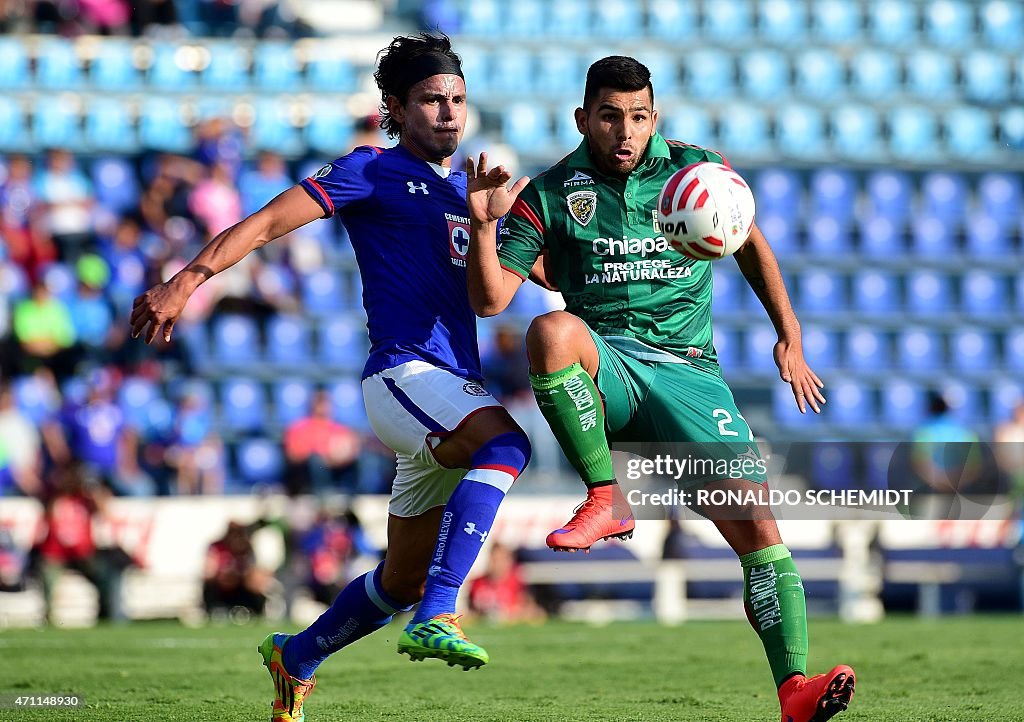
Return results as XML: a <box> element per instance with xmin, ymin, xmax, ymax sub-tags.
<box><xmin>545</xmin><ymin>483</ymin><xmax>635</xmax><ymax>552</ymax></box>
<box><xmin>778</xmin><ymin>665</ymin><xmax>856</xmax><ymax>722</ymax></box>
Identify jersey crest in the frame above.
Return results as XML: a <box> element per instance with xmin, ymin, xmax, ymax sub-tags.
<box><xmin>567</xmin><ymin>190</ymin><xmax>597</xmax><ymax>227</ymax></box>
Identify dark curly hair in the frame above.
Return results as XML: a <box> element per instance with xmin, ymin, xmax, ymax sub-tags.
<box><xmin>373</xmin><ymin>33</ymin><xmax>463</xmax><ymax>139</ymax></box>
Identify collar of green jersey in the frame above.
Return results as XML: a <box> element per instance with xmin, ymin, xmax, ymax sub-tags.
<box><xmin>568</xmin><ymin>132</ymin><xmax>671</xmax><ymax>174</ymax></box>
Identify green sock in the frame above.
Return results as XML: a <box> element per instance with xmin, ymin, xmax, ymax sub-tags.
<box><xmin>740</xmin><ymin>544</ymin><xmax>808</xmax><ymax>688</ymax></box>
<box><xmin>530</xmin><ymin>363</ymin><xmax>614</xmax><ymax>487</ymax></box>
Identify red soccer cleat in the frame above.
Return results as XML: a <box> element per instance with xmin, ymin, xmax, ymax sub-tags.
<box><xmin>545</xmin><ymin>484</ymin><xmax>635</xmax><ymax>552</ymax></box>
<box><xmin>778</xmin><ymin>665</ymin><xmax>856</xmax><ymax>722</ymax></box>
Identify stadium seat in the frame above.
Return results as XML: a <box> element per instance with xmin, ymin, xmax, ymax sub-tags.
<box><xmin>503</xmin><ymin>103</ymin><xmax>550</xmax><ymax>155</ymax></box>
<box><xmin>801</xmin><ymin>326</ymin><xmax>839</xmax><ymax>371</ymax></box>
<box><xmin>211</xmin><ymin>314</ymin><xmax>261</xmax><ymax>367</ymax></box>
<box><xmin>744</xmin><ymin>324</ymin><xmax>781</xmax><ymax>374</ymax></box>
<box><xmin>906</xmin><ymin>270</ymin><xmax>952</xmax><ymax>316</ymax></box>
<box><xmin>950</xmin><ymin>329</ymin><xmax>996</xmax><ymax>375</ymax></box>
<box><xmin>684</xmin><ymin>49</ymin><xmax>734</xmax><ymax>101</ymax></box>
<box><xmin>806</xmin><ymin>215</ymin><xmax>852</xmax><ymax>256</ymax></box>
<box><xmin>43</xmin><ymin>263</ymin><xmax>77</xmax><ymax>302</ymax></box>
<box><xmin>906</xmin><ymin>49</ymin><xmax>956</xmax><ymax>101</ymax></box>
<box><xmin>91</xmin><ymin>157</ymin><xmax>141</xmax><ymax>215</ymax></box>
<box><xmin>889</xmin><ymin>106</ymin><xmax>940</xmax><ymax>163</ymax></box>
<box><xmin>547</xmin><ymin>0</ymin><xmax>591</xmax><ymax>38</ymax></box>
<box><xmin>923</xmin><ymin>0</ymin><xmax>973</xmax><ymax>48</ymax></box>
<box><xmin>945</xmin><ymin>107</ymin><xmax>997</xmax><ymax>161</ymax></box>
<box><xmin>755</xmin><ymin>214</ymin><xmax>797</xmax><ymax>256</ymax></box>
<box><xmin>251</xmin><ymin>99</ymin><xmax>303</xmax><ymax>156</ymax></box>
<box><xmin>812</xmin><ymin>0</ymin><xmax>861</xmax><ymax>42</ymax></box>
<box><xmin>318</xmin><ymin>315</ymin><xmax>366</xmax><ymax>370</ymax></box>
<box><xmin>253</xmin><ymin>43</ymin><xmax>298</xmax><ymax>92</ymax></box>
<box><xmin>502</xmin><ymin>0</ymin><xmax>543</xmax><ymax>37</ymax></box>
<box><xmin>593</xmin><ymin>0</ymin><xmax>642</xmax><ymax>38</ymax></box>
<box><xmin>757</xmin><ymin>0</ymin><xmax>807</xmax><ymax>43</ymax></box>
<box><xmin>202</xmin><ymin>43</ymin><xmax>248</xmax><ymax>89</ymax></box>
<box><xmin>84</xmin><ymin>98</ymin><xmax>138</xmax><ymax>154</ymax></box>
<box><xmin>811</xmin><ymin>442</ymin><xmax>856</xmax><ymax>491</ymax></box>
<box><xmin>90</xmin><ymin>40</ymin><xmax>138</xmax><ymax>91</ymax></box>
<box><xmin>961</xmin><ymin>270</ymin><xmax>1007</xmax><ymax>317</ymax></box>
<box><xmin>32</xmin><ymin>96</ymin><xmax>81</xmax><ymax>149</ymax></box>
<box><xmin>753</xmin><ymin>169</ymin><xmax>801</xmax><ymax>222</ymax></box>
<box><xmin>844</xmin><ymin>327</ymin><xmax>892</xmax><ymax>371</ymax></box>
<box><xmin>800</xmin><ymin>270</ymin><xmax>846</xmax><ymax>314</ymax></box>
<box><xmin>831</xmin><ymin>105</ymin><xmax>884</xmax><ymax>161</ymax></box>
<box><xmin>118</xmin><ymin>377</ymin><xmax>161</xmax><ymax>430</ymax></box>
<box><xmin>647</xmin><ymin>0</ymin><xmax>697</xmax><ymax>41</ymax></box>
<box><xmin>989</xmin><ymin>379</ymin><xmax>1024</xmax><ymax>422</ymax></box>
<box><xmin>976</xmin><ymin>173</ymin><xmax>1021</xmax><ymax>226</ymax></box>
<box><xmin>221</xmin><ymin>379</ymin><xmax>268</xmax><ymax>434</ymax></box>
<box><xmin>36</xmin><ymin>40</ymin><xmax>82</xmax><ymax>89</ymax></box>
<box><xmin>853</xmin><ymin>270</ymin><xmax>900</xmax><ymax>314</ymax></box>
<box><xmin>981</xmin><ymin>0</ymin><xmax>1023</xmax><ymax>50</ymax></box>
<box><xmin>1005</xmin><ymin>329</ymin><xmax>1024</xmax><ymax>374</ymax></box>
<box><xmin>139</xmin><ymin>97</ymin><xmax>191</xmax><ymax>153</ymax></box>
<box><xmin>896</xmin><ymin>328</ymin><xmax>942</xmax><ymax>372</ymax></box>
<box><xmin>910</xmin><ymin>215</ymin><xmax>956</xmax><ymax>259</ymax></box>
<box><xmin>963</xmin><ymin>213</ymin><xmax>1012</xmax><ymax>258</ymax></box>
<box><xmin>864</xmin><ymin>441</ymin><xmax>899</xmax><ymax>490</ymax></box>
<box><xmin>266</xmin><ymin>315</ymin><xmax>313</xmax><ymax>369</ymax></box>
<box><xmin>868</xmin><ymin>0</ymin><xmax>918</xmax><ymax>45</ymax></box>
<box><xmin>12</xmin><ymin>375</ymin><xmax>59</xmax><ymax>425</ymax></box>
<box><xmin>272</xmin><ymin>378</ymin><xmax>313</xmax><ymax>427</ymax></box>
<box><xmin>850</xmin><ymin>49</ymin><xmax>900</xmax><ymax>99</ymax></box>
<box><xmin>939</xmin><ymin>379</ymin><xmax>983</xmax><ymax>424</ymax></box>
<box><xmin>880</xmin><ymin>378</ymin><xmax>926</xmax><ymax>428</ymax></box>
<box><xmin>794</xmin><ymin>49</ymin><xmax>842</xmax><ymax>100</ymax></box>
<box><xmin>739</xmin><ymin>49</ymin><xmax>789</xmax><ymax>101</ymax></box>
<box><xmin>305</xmin><ymin>102</ymin><xmax>353</xmax><ymax>156</ymax></box>
<box><xmin>712</xmin><ymin>326</ymin><xmax>739</xmax><ymax>369</ymax></box>
<box><xmin>809</xmin><ymin>169</ymin><xmax>857</xmax><ymax>223</ymax></box>
<box><xmin>866</xmin><ymin>171</ymin><xmax>913</xmax><ymax>224</ymax></box>
<box><xmin>0</xmin><ymin>261</ymin><xmax>30</xmax><ymax>300</ymax></box>
<box><xmin>305</xmin><ymin>55</ymin><xmax>357</xmax><ymax>94</ymax></box>
<box><xmin>328</xmin><ymin>378</ymin><xmax>368</xmax><ymax>429</ymax></box>
<box><xmin>703</xmin><ymin>0</ymin><xmax>753</xmax><ymax>42</ymax></box>
<box><xmin>534</xmin><ymin>49</ymin><xmax>580</xmax><ymax>95</ymax></box>
<box><xmin>962</xmin><ymin>51</ymin><xmax>1011</xmax><ymax>105</ymax></box>
<box><xmin>829</xmin><ymin>381</ymin><xmax>875</xmax><ymax>426</ymax></box>
<box><xmin>301</xmin><ymin>269</ymin><xmax>346</xmax><ymax>317</ymax></box>
<box><xmin>148</xmin><ymin>43</ymin><xmax>196</xmax><ymax>90</ymax></box>
<box><xmin>777</xmin><ymin>105</ymin><xmax>827</xmax><ymax>160</ymax></box>
<box><xmin>236</xmin><ymin>438</ymin><xmax>283</xmax><ymax>485</ymax></box>
<box><xmin>490</xmin><ymin>48</ymin><xmax>533</xmax><ymax>94</ymax></box>
<box><xmin>0</xmin><ymin>38</ymin><xmax>29</xmax><ymax>90</ymax></box>
<box><xmin>772</xmin><ymin>382</ymin><xmax>816</xmax><ymax>429</ymax></box>
<box><xmin>639</xmin><ymin>50</ymin><xmax>679</xmax><ymax>95</ymax></box>
<box><xmin>0</xmin><ymin>97</ymin><xmax>29</xmax><ymax>152</ymax></box>
<box><xmin>660</xmin><ymin>106</ymin><xmax>714</xmax><ymax>151</ymax></box>
<box><xmin>920</xmin><ymin>172</ymin><xmax>967</xmax><ymax>225</ymax></box>
<box><xmin>719</xmin><ymin>105</ymin><xmax>771</xmax><ymax>158</ymax></box>
<box><xmin>461</xmin><ymin>0</ymin><xmax>500</xmax><ymax>34</ymax></box>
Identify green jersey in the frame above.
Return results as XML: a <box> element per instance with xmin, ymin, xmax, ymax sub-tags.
<box><xmin>499</xmin><ymin>133</ymin><xmax>727</xmax><ymax>368</ymax></box>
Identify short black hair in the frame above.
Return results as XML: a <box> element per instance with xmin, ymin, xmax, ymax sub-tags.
<box><xmin>583</xmin><ymin>56</ymin><xmax>654</xmax><ymax>109</ymax></box>
<box><xmin>373</xmin><ymin>32</ymin><xmax>462</xmax><ymax>139</ymax></box>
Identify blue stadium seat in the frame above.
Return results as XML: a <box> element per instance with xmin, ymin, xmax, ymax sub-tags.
<box><xmin>964</xmin><ymin>213</ymin><xmax>1012</xmax><ymax>258</ymax></box>
<box><xmin>910</xmin><ymin>215</ymin><xmax>956</xmax><ymax>258</ymax></box>
<box><xmin>640</xmin><ymin>51</ymin><xmax>679</xmax><ymax>95</ymax></box>
<box><xmin>0</xmin><ymin>261</ymin><xmax>30</xmax><ymax>300</ymax></box>
<box><xmin>305</xmin><ymin>55</ymin><xmax>356</xmax><ymax>93</ymax></box>
<box><xmin>703</xmin><ymin>0</ymin><xmax>753</xmax><ymax>42</ymax></box>
<box><xmin>328</xmin><ymin>378</ymin><xmax>368</xmax><ymax>429</ymax></box>
<box><xmin>148</xmin><ymin>43</ymin><xmax>195</xmax><ymax>90</ymax></box>
<box><xmin>961</xmin><ymin>270</ymin><xmax>1007</xmax><ymax>317</ymax></box>
<box><xmin>906</xmin><ymin>49</ymin><xmax>956</xmax><ymax>101</ymax></box>
<box><xmin>139</xmin><ymin>97</ymin><xmax>191</xmax><ymax>153</ymax></box>
<box><xmin>923</xmin><ymin>0</ymin><xmax>973</xmax><ymax>48</ymax></box>
<box><xmin>1006</xmin><ymin>329</ymin><xmax>1024</xmax><ymax>374</ymax></box>
<box><xmin>535</xmin><ymin>49</ymin><xmax>580</xmax><ymax>95</ymax></box>
<box><xmin>989</xmin><ymin>379</ymin><xmax>1024</xmax><ymax>422</ymax></box>
<box><xmin>810</xmin><ymin>169</ymin><xmax>857</xmax><ymax>223</ymax></box>
<box><xmin>777</xmin><ymin>105</ymin><xmax>827</xmax><ymax>159</ymax></box>
<box><xmin>880</xmin><ymin>379</ymin><xmax>926</xmax><ymax>428</ymax></box>
<box><xmin>806</xmin><ymin>215</ymin><xmax>852</xmax><ymax>256</ymax></box>
<box><xmin>253</xmin><ymin>43</ymin><xmax>298</xmax><ymax>92</ymax></box>
<box><xmin>772</xmin><ymin>383</ymin><xmax>816</xmax><ymax>429</ymax></box>
<box><xmin>555</xmin><ymin>101</ymin><xmax>584</xmax><ymax>150</ymax></box>
<box><xmin>32</xmin><ymin>96</ymin><xmax>81</xmax><ymax>149</ymax></box>
<box><xmin>593</xmin><ymin>0</ymin><xmax>642</xmax><ymax>38</ymax></box>
<box><xmin>866</xmin><ymin>171</ymin><xmax>913</xmax><ymax>224</ymax></box>
<box><xmin>272</xmin><ymin>379</ymin><xmax>313</xmax><ymax>427</ymax></box>
<box><xmin>850</xmin><ymin>49</ymin><xmax>899</xmax><ymax>99</ymax></box>
<box><xmin>976</xmin><ymin>173</ymin><xmax>1021</xmax><ymax>226</ymax></box>
<box><xmin>0</xmin><ymin>38</ymin><xmax>29</xmax><ymax>90</ymax></box>
<box><xmin>868</xmin><ymin>0</ymin><xmax>918</xmax><ymax>45</ymax></box>
<box><xmin>211</xmin><ymin>314</ymin><xmax>261</xmax><ymax>367</ymax></box>
<box><xmin>896</xmin><ymin>328</ymin><xmax>942</xmax><ymax>372</ymax></box>
<box><xmin>85</xmin><ymin>98</ymin><xmax>138</xmax><ymax>154</ymax></box>
<box><xmin>831</xmin><ymin>105</ymin><xmax>884</xmax><ymax>161</ymax></box>
<box><xmin>920</xmin><ymin>172</ymin><xmax>967</xmax><ymax>225</ymax></box>
<box><xmin>844</xmin><ymin>327</ymin><xmax>891</xmax><ymax>371</ymax></box>
<box><xmin>744</xmin><ymin>324</ymin><xmax>781</xmax><ymax>374</ymax></box>
<box><xmin>221</xmin><ymin>379</ymin><xmax>268</xmax><ymax>434</ymax></box>
<box><xmin>811</xmin><ymin>442</ymin><xmax>856</xmax><ymax>490</ymax></box>
<box><xmin>490</xmin><ymin>49</ymin><xmax>533</xmax><ymax>94</ymax></box>
<box><xmin>939</xmin><ymin>380</ymin><xmax>984</xmax><ymax>425</ymax></box>
<box><xmin>812</xmin><ymin>0</ymin><xmax>861</xmax><ymax>42</ymax></box>
<box><xmin>864</xmin><ymin>441</ymin><xmax>899</xmax><ymax>490</ymax></box>
<box><xmin>889</xmin><ymin>106</ymin><xmax>940</xmax><ymax>163</ymax></box>
<box><xmin>301</xmin><ymin>269</ymin><xmax>345</xmax><ymax>317</ymax></box>
<box><xmin>252</xmin><ymin>99</ymin><xmax>303</xmax><ymax>156</ymax></box>
<box><xmin>462</xmin><ymin>0</ymin><xmax>500</xmax><ymax>34</ymax></box>
<box><xmin>719</xmin><ymin>105</ymin><xmax>771</xmax><ymax>158</ymax></box>
<box><xmin>36</xmin><ymin>40</ymin><xmax>81</xmax><ymax>89</ymax></box>
<box><xmin>800</xmin><ymin>270</ymin><xmax>846</xmax><ymax>314</ymax></box>
<box><xmin>266</xmin><ymin>315</ymin><xmax>313</xmax><ymax>369</ymax></box>
<box><xmin>713</xmin><ymin>267</ymin><xmax>743</xmax><ymax>314</ymax></box>
<box><xmin>318</xmin><ymin>316</ymin><xmax>366</xmax><ymax>370</ymax></box>
<box><xmin>202</xmin><ymin>43</ymin><xmax>248</xmax><ymax>89</ymax></box>
<box><xmin>548</xmin><ymin>0</ymin><xmax>591</xmax><ymax>38</ymax></box>
<box><xmin>118</xmin><ymin>377</ymin><xmax>160</xmax><ymax>430</ymax></box>
<box><xmin>801</xmin><ymin>326</ymin><xmax>839</xmax><ymax>371</ymax></box>
<box><xmin>713</xmin><ymin>327</ymin><xmax>739</xmax><ymax>369</ymax></box>
<box><xmin>685</xmin><ymin>49</ymin><xmax>734</xmax><ymax>101</ymax></box>
<box><xmin>950</xmin><ymin>329</ymin><xmax>996</xmax><ymax>375</ymax></box>
<box><xmin>660</xmin><ymin>106</ymin><xmax>714</xmax><ymax>150</ymax></box>
<box><xmin>236</xmin><ymin>438</ymin><xmax>283</xmax><ymax>485</ymax></box>
<box><xmin>853</xmin><ymin>270</ymin><xmax>900</xmax><ymax>314</ymax></box>
<box><xmin>43</xmin><ymin>263</ymin><xmax>77</xmax><ymax>302</ymax></box>
<box><xmin>830</xmin><ymin>381</ymin><xmax>875</xmax><ymax>426</ymax></box>
<box><xmin>794</xmin><ymin>49</ymin><xmax>842</xmax><ymax>99</ymax></box>
<box><xmin>453</xmin><ymin>45</ymin><xmax>489</xmax><ymax>96</ymax></box>
<box><xmin>12</xmin><ymin>375</ymin><xmax>58</xmax><ymax>425</ymax></box>
<box><xmin>503</xmin><ymin>103</ymin><xmax>549</xmax><ymax>154</ymax></box>
<box><xmin>305</xmin><ymin>102</ymin><xmax>353</xmax><ymax>156</ymax></box>
<box><xmin>758</xmin><ymin>0</ymin><xmax>807</xmax><ymax>43</ymax></box>
<box><xmin>962</xmin><ymin>51</ymin><xmax>1011</xmax><ymax>104</ymax></box>
<box><xmin>503</xmin><ymin>0</ymin><xmax>543</xmax><ymax>37</ymax></box>
<box><xmin>92</xmin><ymin>157</ymin><xmax>141</xmax><ymax>215</ymax></box>
<box><xmin>0</xmin><ymin>97</ymin><xmax>28</xmax><ymax>152</ymax></box>
<box><xmin>981</xmin><ymin>0</ymin><xmax>1023</xmax><ymax>50</ymax></box>
<box><xmin>755</xmin><ymin>214</ymin><xmax>797</xmax><ymax>256</ymax></box>
<box><xmin>648</xmin><ymin>0</ymin><xmax>697</xmax><ymax>41</ymax></box>
<box><xmin>90</xmin><ymin>40</ymin><xmax>138</xmax><ymax>91</ymax></box>
<box><xmin>754</xmin><ymin>169</ymin><xmax>801</xmax><ymax>222</ymax></box>
<box><xmin>906</xmin><ymin>270</ymin><xmax>952</xmax><ymax>315</ymax></box>
<box><xmin>945</xmin><ymin>107</ymin><xmax>997</xmax><ymax>161</ymax></box>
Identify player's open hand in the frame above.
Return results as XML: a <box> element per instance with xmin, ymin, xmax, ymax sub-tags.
<box><xmin>130</xmin><ymin>281</ymin><xmax>190</xmax><ymax>344</ymax></box>
<box><xmin>774</xmin><ymin>338</ymin><xmax>826</xmax><ymax>414</ymax></box>
<box><xmin>466</xmin><ymin>152</ymin><xmax>530</xmax><ymax>225</ymax></box>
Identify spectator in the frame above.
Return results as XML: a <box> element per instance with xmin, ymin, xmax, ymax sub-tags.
<box><xmin>481</xmin><ymin>324</ymin><xmax>532</xmax><ymax>403</ymax></box>
<box><xmin>283</xmin><ymin>390</ymin><xmax>360</xmax><ymax>496</ymax></box>
<box><xmin>350</xmin><ymin>112</ymin><xmax>387</xmax><ymax>150</ymax></box>
<box><xmin>1</xmin><ymin>154</ymin><xmax>55</xmax><ymax>281</ymax></box>
<box><xmin>67</xmin><ymin>254</ymin><xmax>118</xmax><ymax>358</ymax></box>
<box><xmin>299</xmin><ymin>508</ymin><xmax>357</xmax><ymax>606</ymax></box>
<box><xmin>34</xmin><ymin>149</ymin><xmax>95</xmax><ymax>262</ymax></box>
<box><xmin>164</xmin><ymin>392</ymin><xmax>224</xmax><ymax>495</ymax></box>
<box><xmin>911</xmin><ymin>391</ymin><xmax>981</xmax><ymax>493</ymax></box>
<box><xmin>994</xmin><ymin>401</ymin><xmax>1024</xmax><ymax>498</ymax></box>
<box><xmin>238</xmin><ymin>151</ymin><xmax>293</xmax><ymax>217</ymax></box>
<box><xmin>100</xmin><ymin>216</ymin><xmax>149</xmax><ymax>315</ymax></box>
<box><xmin>12</xmin><ymin>279</ymin><xmax>78</xmax><ymax>379</ymax></box>
<box><xmin>0</xmin><ymin>382</ymin><xmax>43</xmax><ymax>496</ymax></box>
<box><xmin>189</xmin><ymin>161</ymin><xmax>243</xmax><ymax>239</ymax></box>
<box><xmin>468</xmin><ymin>543</ymin><xmax>544</xmax><ymax>624</ymax></box>
<box><xmin>202</xmin><ymin>520</ymin><xmax>273</xmax><ymax>619</ymax></box>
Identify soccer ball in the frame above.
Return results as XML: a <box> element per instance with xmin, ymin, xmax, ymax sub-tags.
<box><xmin>657</xmin><ymin>162</ymin><xmax>756</xmax><ymax>261</ymax></box>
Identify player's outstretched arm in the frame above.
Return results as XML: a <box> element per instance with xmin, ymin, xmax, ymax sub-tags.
<box><xmin>734</xmin><ymin>222</ymin><xmax>826</xmax><ymax>414</ymax></box>
<box><xmin>129</xmin><ymin>186</ymin><xmax>323</xmax><ymax>344</ymax></box>
<box><xmin>465</xmin><ymin>152</ymin><xmax>531</xmax><ymax>317</ymax></box>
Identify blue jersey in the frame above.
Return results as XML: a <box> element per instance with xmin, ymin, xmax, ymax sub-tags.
<box><xmin>300</xmin><ymin>144</ymin><xmax>482</xmax><ymax>381</ymax></box>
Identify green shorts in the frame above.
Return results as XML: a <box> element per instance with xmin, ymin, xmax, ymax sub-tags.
<box><xmin>588</xmin><ymin>328</ymin><xmax>767</xmax><ymax>486</ymax></box>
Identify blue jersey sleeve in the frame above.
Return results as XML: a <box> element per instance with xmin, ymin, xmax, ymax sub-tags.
<box><xmin>299</xmin><ymin>145</ymin><xmax>381</xmax><ymax>218</ymax></box>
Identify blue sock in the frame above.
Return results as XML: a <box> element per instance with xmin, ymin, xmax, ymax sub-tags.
<box><xmin>283</xmin><ymin>562</ymin><xmax>409</xmax><ymax>680</ymax></box>
<box><xmin>413</xmin><ymin>432</ymin><xmax>531</xmax><ymax>622</ymax></box>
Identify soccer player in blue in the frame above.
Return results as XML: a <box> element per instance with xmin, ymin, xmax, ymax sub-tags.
<box><xmin>130</xmin><ymin>34</ymin><xmax>532</xmax><ymax>722</ymax></box>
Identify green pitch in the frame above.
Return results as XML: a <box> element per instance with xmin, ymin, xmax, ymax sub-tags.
<box><xmin>2</xmin><ymin>617</ymin><xmax>1021</xmax><ymax>721</ymax></box>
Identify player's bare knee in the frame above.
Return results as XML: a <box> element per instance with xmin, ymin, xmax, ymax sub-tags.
<box><xmin>527</xmin><ymin>311</ymin><xmax>586</xmax><ymax>370</ymax></box>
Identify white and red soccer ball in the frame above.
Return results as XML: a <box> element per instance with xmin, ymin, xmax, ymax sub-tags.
<box><xmin>657</xmin><ymin>162</ymin><xmax>756</xmax><ymax>261</ymax></box>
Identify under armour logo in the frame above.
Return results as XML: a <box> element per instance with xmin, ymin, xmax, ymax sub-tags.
<box><xmin>464</xmin><ymin>522</ymin><xmax>489</xmax><ymax>542</ymax></box>
<box><xmin>407</xmin><ymin>181</ymin><xmax>429</xmax><ymax>194</ymax></box>
<box><xmin>427</xmin><ymin>565</ymin><xmax>442</xmax><ymax>577</ymax></box>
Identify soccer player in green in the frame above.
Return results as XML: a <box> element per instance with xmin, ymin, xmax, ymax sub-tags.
<box><xmin>465</xmin><ymin>56</ymin><xmax>855</xmax><ymax>722</ymax></box>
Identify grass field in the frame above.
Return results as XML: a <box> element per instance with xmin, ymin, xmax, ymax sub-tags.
<box><xmin>2</xmin><ymin>616</ymin><xmax>1022</xmax><ymax>721</ymax></box>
